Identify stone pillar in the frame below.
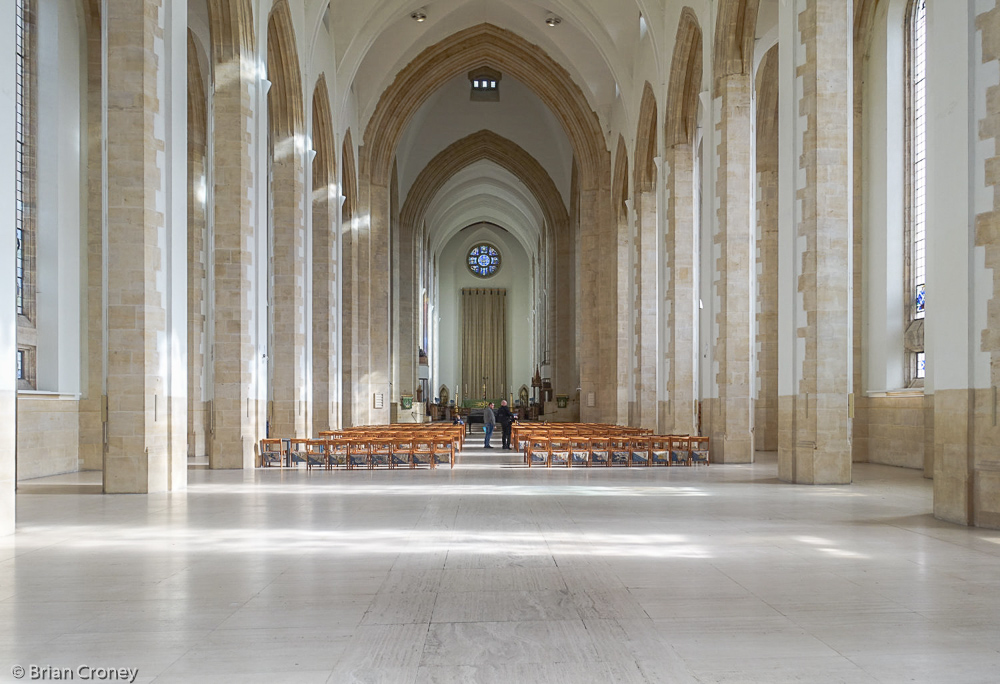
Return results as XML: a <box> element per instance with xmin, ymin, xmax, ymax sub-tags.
<box><xmin>1</xmin><ymin>0</ymin><xmax>17</xmax><ymax>534</ymax></box>
<box><xmin>341</xmin><ymin>202</ymin><xmax>355</xmax><ymax>427</ymax></box>
<box><xmin>929</xmin><ymin>2</ymin><xmax>1000</xmax><ymax>528</ymax></box>
<box><xmin>79</xmin><ymin>5</ymin><xmax>104</xmax><ymax>472</ymax></box>
<box><xmin>103</xmin><ymin>0</ymin><xmax>186</xmax><ymax>493</ymax></box>
<box><xmin>777</xmin><ymin>0</ymin><xmax>853</xmax><ymax>484</ymax></box>
<box><xmin>636</xmin><ymin>187</ymin><xmax>658</xmax><ymax>430</ymax></box>
<box><xmin>209</xmin><ymin>36</ymin><xmax>256</xmax><ymax>468</ymax></box>
<box><xmin>396</xmin><ymin>215</ymin><xmax>417</xmax><ymax>410</ymax></box>
<box><xmin>662</xmin><ymin>146</ymin><xmax>698</xmax><ymax>436</ymax></box>
<box><xmin>755</xmin><ymin>49</ymin><xmax>780</xmax><ymax>452</ymax></box>
<box><xmin>269</xmin><ymin>148</ymin><xmax>307</xmax><ymax>438</ymax></box>
<box><xmin>311</xmin><ymin>173</ymin><xmax>336</xmax><ymax>432</ymax></box>
<box><xmin>579</xmin><ymin>180</ymin><xmax>615</xmax><ymax>422</ymax></box>
<box><xmin>712</xmin><ymin>74</ymin><xmax>755</xmax><ymax>463</ymax></box>
<box><xmin>187</xmin><ymin>35</ymin><xmax>207</xmax><ymax>459</ymax></box>
<box><xmin>368</xmin><ymin>172</ymin><xmax>391</xmax><ymax>425</ymax></box>
<box><xmin>617</xmin><ymin>199</ymin><xmax>633</xmax><ymax>425</ymax></box>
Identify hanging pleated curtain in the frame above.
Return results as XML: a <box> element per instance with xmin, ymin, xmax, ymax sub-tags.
<box><xmin>461</xmin><ymin>288</ymin><xmax>507</xmax><ymax>402</ymax></box>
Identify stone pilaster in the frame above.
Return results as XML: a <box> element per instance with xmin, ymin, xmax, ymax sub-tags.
<box><xmin>341</xmin><ymin>203</ymin><xmax>355</xmax><ymax>427</ymax></box>
<box><xmin>662</xmin><ymin>146</ymin><xmax>698</xmax><ymax>436</ymax></box>
<box><xmin>778</xmin><ymin>0</ymin><xmax>852</xmax><ymax>484</ymax></box>
<box><xmin>713</xmin><ymin>74</ymin><xmax>755</xmax><ymax>463</ymax></box>
<box><xmin>209</xmin><ymin>41</ymin><xmax>255</xmax><ymax>468</ymax></box>
<box><xmin>103</xmin><ymin>0</ymin><xmax>169</xmax><ymax>493</ymax></box>
<box><xmin>269</xmin><ymin>149</ymin><xmax>307</xmax><ymax>438</ymax></box>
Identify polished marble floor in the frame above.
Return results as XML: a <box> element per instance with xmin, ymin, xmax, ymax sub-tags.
<box><xmin>3</xmin><ymin>449</ymin><xmax>1000</xmax><ymax>683</ymax></box>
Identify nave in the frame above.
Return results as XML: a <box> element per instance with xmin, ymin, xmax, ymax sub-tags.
<box><xmin>5</xmin><ymin>454</ymin><xmax>1000</xmax><ymax>683</ymax></box>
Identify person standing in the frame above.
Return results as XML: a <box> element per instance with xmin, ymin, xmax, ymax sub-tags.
<box><xmin>496</xmin><ymin>399</ymin><xmax>515</xmax><ymax>450</ymax></box>
<box><xmin>483</xmin><ymin>402</ymin><xmax>496</xmax><ymax>448</ymax></box>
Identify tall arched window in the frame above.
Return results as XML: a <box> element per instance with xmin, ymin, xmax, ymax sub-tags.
<box><xmin>905</xmin><ymin>0</ymin><xmax>926</xmax><ymax>384</ymax></box>
<box><xmin>15</xmin><ymin>0</ymin><xmax>36</xmax><ymax>390</ymax></box>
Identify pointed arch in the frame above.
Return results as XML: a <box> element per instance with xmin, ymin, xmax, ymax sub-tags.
<box><xmin>634</xmin><ymin>82</ymin><xmax>658</xmax><ymax>193</ymax></box>
<box><xmin>341</xmin><ymin>128</ymin><xmax>357</xmax><ymax>222</ymax></box>
<box><xmin>400</xmin><ymin>130</ymin><xmax>568</xmax><ymax>242</ymax></box>
<box><xmin>266</xmin><ymin>0</ymin><xmax>303</xmax><ymax>140</ymax></box>
<box><xmin>666</xmin><ymin>8</ymin><xmax>703</xmax><ymax>148</ymax></box>
<box><xmin>363</xmin><ymin>23</ymin><xmax>606</xmax><ymax>187</ymax></box>
<box><xmin>713</xmin><ymin>0</ymin><xmax>759</xmax><ymax>93</ymax></box>
<box><xmin>612</xmin><ymin>135</ymin><xmax>630</xmax><ymax>223</ymax></box>
<box><xmin>206</xmin><ymin>0</ymin><xmax>255</xmax><ymax>64</ymax></box>
<box><xmin>312</xmin><ymin>75</ymin><xmax>334</xmax><ymax>190</ymax></box>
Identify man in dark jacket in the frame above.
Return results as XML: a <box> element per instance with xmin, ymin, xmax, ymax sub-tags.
<box><xmin>496</xmin><ymin>400</ymin><xmax>516</xmax><ymax>450</ymax></box>
<box><xmin>483</xmin><ymin>402</ymin><xmax>496</xmax><ymax>448</ymax></box>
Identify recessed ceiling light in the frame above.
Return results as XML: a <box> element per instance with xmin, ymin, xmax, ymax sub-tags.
<box><xmin>545</xmin><ymin>14</ymin><xmax>562</xmax><ymax>27</ymax></box>
<box><xmin>411</xmin><ymin>8</ymin><xmax>427</xmax><ymax>22</ymax></box>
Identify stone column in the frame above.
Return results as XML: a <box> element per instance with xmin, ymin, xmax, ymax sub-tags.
<box><xmin>777</xmin><ymin>0</ymin><xmax>853</xmax><ymax>484</ymax></box>
<box><xmin>579</xmin><ymin>180</ymin><xmax>616</xmax><ymax>422</ymax></box>
<box><xmin>928</xmin><ymin>2</ymin><xmax>1000</xmax><ymax>528</ymax></box>
<box><xmin>368</xmin><ymin>173</ymin><xmax>392</xmax><ymax>425</ymax></box>
<box><xmin>209</xmin><ymin>37</ymin><xmax>256</xmax><ymax>468</ymax></box>
<box><xmin>103</xmin><ymin>0</ymin><xmax>186</xmax><ymax>492</ymax></box>
<box><xmin>79</xmin><ymin>5</ymin><xmax>104</xmax><ymax>472</ymax></box>
<box><xmin>269</xmin><ymin>148</ymin><xmax>307</xmax><ymax>438</ymax></box>
<box><xmin>755</xmin><ymin>49</ymin><xmax>780</xmax><ymax>452</ymax></box>
<box><xmin>712</xmin><ymin>74</ymin><xmax>755</xmax><ymax>463</ymax></box>
<box><xmin>1</xmin><ymin>0</ymin><xmax>17</xmax><ymax>534</ymax></box>
<box><xmin>187</xmin><ymin>35</ymin><xmax>207</xmax><ymax>459</ymax></box>
<box><xmin>396</xmin><ymin>215</ymin><xmax>417</xmax><ymax>409</ymax></box>
<box><xmin>311</xmin><ymin>177</ymin><xmax>335</xmax><ymax>432</ymax></box>
<box><xmin>662</xmin><ymin>146</ymin><xmax>698</xmax><ymax>436</ymax></box>
<box><xmin>636</xmin><ymin>186</ymin><xmax>658</xmax><ymax>430</ymax></box>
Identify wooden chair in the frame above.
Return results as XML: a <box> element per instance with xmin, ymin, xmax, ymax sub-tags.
<box><xmin>348</xmin><ymin>440</ymin><xmax>372</xmax><ymax>470</ymax></box>
<box><xmin>669</xmin><ymin>435</ymin><xmax>691</xmax><ymax>466</ymax></box>
<box><xmin>288</xmin><ymin>438</ymin><xmax>310</xmax><ymax>468</ymax></box>
<box><xmin>370</xmin><ymin>439</ymin><xmax>392</xmax><ymax>468</ymax></box>
<box><xmin>548</xmin><ymin>437</ymin><xmax>570</xmax><ymax>467</ymax></box>
<box><xmin>650</xmin><ymin>436</ymin><xmax>672</xmax><ymax>466</ymax></box>
<box><xmin>432</xmin><ymin>438</ymin><xmax>454</xmax><ymax>468</ymax></box>
<box><xmin>569</xmin><ymin>437</ymin><xmax>591</xmax><ymax>467</ymax></box>
<box><xmin>589</xmin><ymin>437</ymin><xmax>610</xmax><ymax>467</ymax></box>
<box><xmin>610</xmin><ymin>436</ymin><xmax>631</xmax><ymax>466</ymax></box>
<box><xmin>391</xmin><ymin>438</ymin><xmax>414</xmax><ymax>469</ymax></box>
<box><xmin>630</xmin><ymin>436</ymin><xmax>651</xmax><ymax>466</ymax></box>
<box><xmin>527</xmin><ymin>437</ymin><xmax>549</xmax><ymax>467</ymax></box>
<box><xmin>304</xmin><ymin>439</ymin><xmax>329</xmax><ymax>471</ymax></box>
<box><xmin>412</xmin><ymin>437</ymin><xmax>435</xmax><ymax>469</ymax></box>
<box><xmin>689</xmin><ymin>436</ymin><xmax>710</xmax><ymax>465</ymax></box>
<box><xmin>260</xmin><ymin>438</ymin><xmax>285</xmax><ymax>467</ymax></box>
<box><xmin>327</xmin><ymin>439</ymin><xmax>349</xmax><ymax>469</ymax></box>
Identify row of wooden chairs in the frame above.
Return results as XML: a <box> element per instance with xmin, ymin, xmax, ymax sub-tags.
<box><xmin>319</xmin><ymin>424</ymin><xmax>466</xmax><ymax>451</ymax></box>
<box><xmin>521</xmin><ymin>434</ymin><xmax>709</xmax><ymax>467</ymax></box>
<box><xmin>259</xmin><ymin>434</ymin><xmax>458</xmax><ymax>470</ymax></box>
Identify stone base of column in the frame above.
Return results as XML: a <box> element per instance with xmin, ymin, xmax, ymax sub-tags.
<box><xmin>778</xmin><ymin>394</ymin><xmax>852</xmax><ymax>484</ymax></box>
<box><xmin>933</xmin><ymin>388</ymin><xmax>1000</xmax><ymax>529</ymax></box>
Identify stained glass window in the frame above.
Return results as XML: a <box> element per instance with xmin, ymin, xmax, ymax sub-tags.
<box><xmin>16</xmin><ymin>350</ymin><xmax>23</xmax><ymax>380</ymax></box>
<box><xmin>467</xmin><ymin>244</ymin><xmax>501</xmax><ymax>278</ymax></box>
<box><xmin>916</xmin><ymin>351</ymin><xmax>925</xmax><ymax>379</ymax></box>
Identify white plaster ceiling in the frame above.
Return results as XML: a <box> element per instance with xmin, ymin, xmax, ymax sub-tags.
<box><xmin>423</xmin><ymin>160</ymin><xmax>544</xmax><ymax>259</ymax></box>
<box><xmin>333</xmin><ymin>0</ymin><xmax>648</xmax><ymax>133</ymax></box>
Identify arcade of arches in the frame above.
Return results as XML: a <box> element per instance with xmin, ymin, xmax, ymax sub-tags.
<box><xmin>3</xmin><ymin>0</ymin><xmax>1000</xmax><ymax>535</ymax></box>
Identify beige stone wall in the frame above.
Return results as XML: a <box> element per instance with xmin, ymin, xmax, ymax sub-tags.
<box><xmin>867</xmin><ymin>395</ymin><xmax>925</xmax><ymax>469</ymax></box>
<box><xmin>16</xmin><ymin>397</ymin><xmax>80</xmax><ymax>480</ymax></box>
<box><xmin>187</xmin><ymin>33</ymin><xmax>207</xmax><ymax>459</ymax></box>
